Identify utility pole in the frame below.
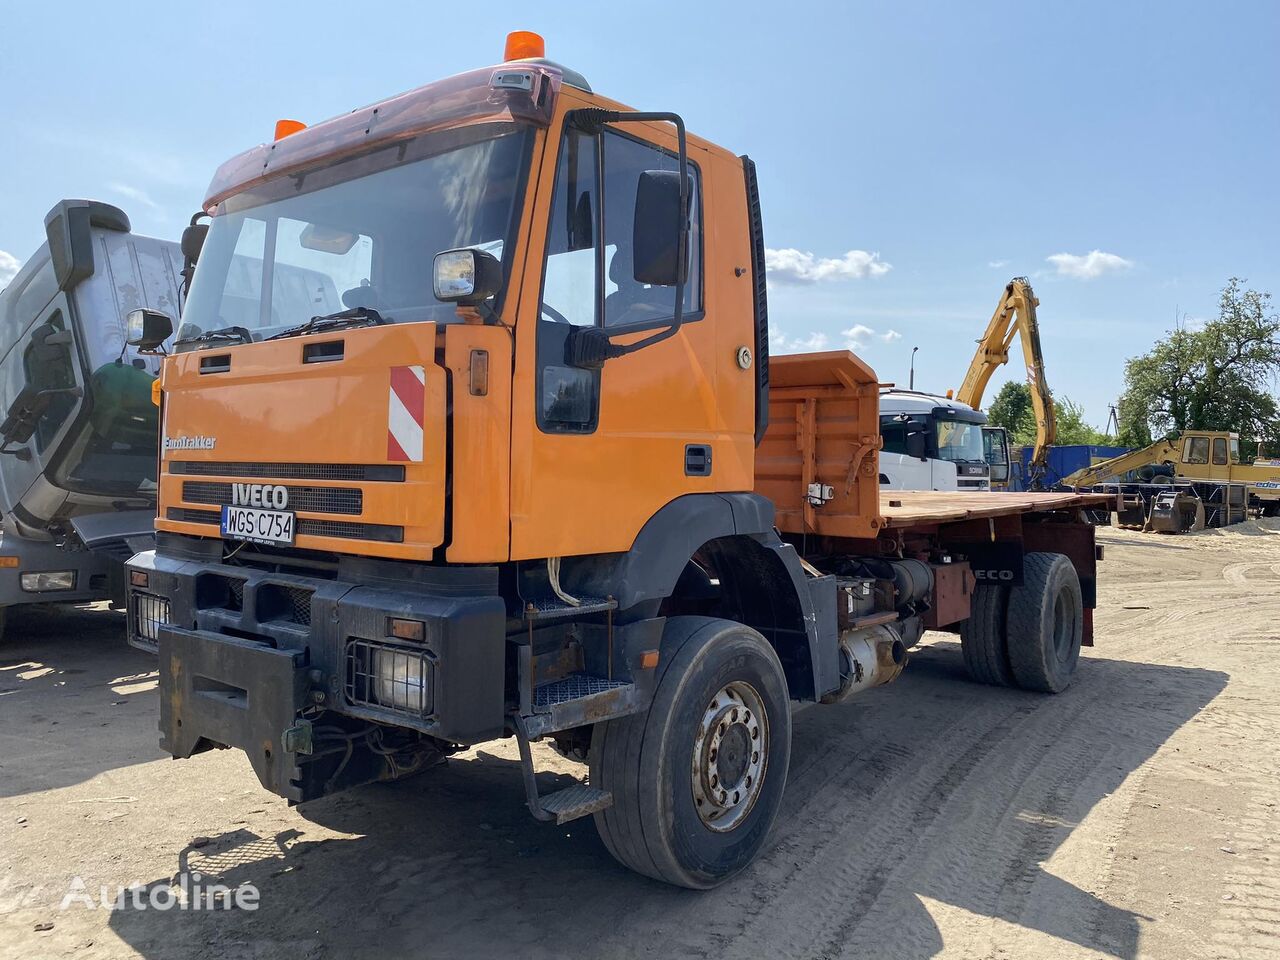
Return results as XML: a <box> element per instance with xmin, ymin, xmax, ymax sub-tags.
<box><xmin>909</xmin><ymin>346</ymin><xmax>918</xmax><ymax>391</ymax></box>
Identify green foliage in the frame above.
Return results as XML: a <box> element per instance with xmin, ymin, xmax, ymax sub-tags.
<box><xmin>985</xmin><ymin>380</ymin><xmax>1108</xmax><ymax>446</ymax></box>
<box><xmin>1118</xmin><ymin>278</ymin><xmax>1280</xmax><ymax>452</ymax></box>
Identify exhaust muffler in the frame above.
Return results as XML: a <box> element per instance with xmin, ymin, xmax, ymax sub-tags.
<box><xmin>819</xmin><ymin>624</ymin><xmax>908</xmax><ymax>705</ymax></box>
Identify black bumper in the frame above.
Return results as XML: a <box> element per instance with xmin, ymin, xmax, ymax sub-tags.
<box><xmin>129</xmin><ymin>548</ymin><xmax>505</xmax><ymax>800</ymax></box>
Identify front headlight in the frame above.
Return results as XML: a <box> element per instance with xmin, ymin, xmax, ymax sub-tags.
<box><xmin>132</xmin><ymin>593</ymin><xmax>171</xmax><ymax>643</ymax></box>
<box><xmin>373</xmin><ymin>645</ymin><xmax>430</xmax><ymax>714</ymax></box>
<box><xmin>20</xmin><ymin>571</ymin><xmax>76</xmax><ymax>592</ymax></box>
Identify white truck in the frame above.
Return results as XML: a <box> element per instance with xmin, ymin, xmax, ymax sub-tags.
<box><xmin>0</xmin><ymin>199</ymin><xmax>180</xmax><ymax>637</ymax></box>
<box><xmin>878</xmin><ymin>388</ymin><xmax>992</xmax><ymax>492</ymax></box>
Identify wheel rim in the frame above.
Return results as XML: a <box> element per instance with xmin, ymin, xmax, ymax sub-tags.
<box><xmin>691</xmin><ymin>680</ymin><xmax>769</xmax><ymax>832</ymax></box>
<box><xmin>1052</xmin><ymin>590</ymin><xmax>1073</xmax><ymax>661</ymax></box>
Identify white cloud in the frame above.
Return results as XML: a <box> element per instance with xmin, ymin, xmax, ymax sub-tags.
<box><xmin>841</xmin><ymin>323</ymin><xmax>875</xmax><ymax>350</ymax></box>
<box><xmin>766</xmin><ymin>247</ymin><xmax>892</xmax><ymax>284</ymax></box>
<box><xmin>1046</xmin><ymin>250</ymin><xmax>1133</xmax><ymax>280</ymax></box>
<box><xmin>772</xmin><ymin>324</ymin><xmax>901</xmax><ymax>354</ymax></box>
<box><xmin>988</xmin><ymin>259</ymin><xmax>1009</xmax><ymax>269</ymax></box>
<box><xmin>108</xmin><ymin>182</ymin><xmax>162</xmax><ymax>213</ymax></box>
<box><xmin>0</xmin><ymin>250</ymin><xmax>21</xmax><ymax>288</ymax></box>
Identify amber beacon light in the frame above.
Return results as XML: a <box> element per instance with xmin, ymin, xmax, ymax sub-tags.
<box><xmin>274</xmin><ymin>118</ymin><xmax>307</xmax><ymax>141</ymax></box>
<box><xmin>503</xmin><ymin>30</ymin><xmax>545</xmax><ymax>61</ymax></box>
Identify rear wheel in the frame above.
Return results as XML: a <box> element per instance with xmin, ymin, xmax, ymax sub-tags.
<box><xmin>1006</xmin><ymin>552</ymin><xmax>1083</xmax><ymax>693</ymax></box>
<box><xmin>590</xmin><ymin>616</ymin><xmax>791</xmax><ymax>888</ymax></box>
<box><xmin>960</xmin><ymin>584</ymin><xmax>1015</xmax><ymax>686</ymax></box>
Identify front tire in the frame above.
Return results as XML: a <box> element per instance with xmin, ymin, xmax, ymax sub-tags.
<box><xmin>590</xmin><ymin>616</ymin><xmax>791</xmax><ymax>888</ymax></box>
<box><xmin>1006</xmin><ymin>552</ymin><xmax>1083</xmax><ymax>693</ymax></box>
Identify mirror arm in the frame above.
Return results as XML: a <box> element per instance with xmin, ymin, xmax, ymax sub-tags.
<box><xmin>564</xmin><ymin>109</ymin><xmax>690</xmax><ymax>360</ymax></box>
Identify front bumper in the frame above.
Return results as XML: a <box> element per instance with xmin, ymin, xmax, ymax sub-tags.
<box><xmin>128</xmin><ymin>547</ymin><xmax>505</xmax><ymax>801</ymax></box>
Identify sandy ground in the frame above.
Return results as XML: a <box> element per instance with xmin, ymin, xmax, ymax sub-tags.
<box><xmin>1</xmin><ymin>522</ymin><xmax>1279</xmax><ymax>960</ymax></box>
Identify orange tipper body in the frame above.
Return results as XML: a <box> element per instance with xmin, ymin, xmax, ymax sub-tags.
<box><xmin>129</xmin><ymin>36</ymin><xmax>1108</xmax><ymax>888</ymax></box>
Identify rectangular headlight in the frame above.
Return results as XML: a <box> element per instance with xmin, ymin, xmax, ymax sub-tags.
<box><xmin>132</xmin><ymin>593</ymin><xmax>171</xmax><ymax>643</ymax></box>
<box><xmin>20</xmin><ymin>571</ymin><xmax>76</xmax><ymax>592</ymax></box>
<box><xmin>374</xmin><ymin>646</ymin><xmax>430</xmax><ymax>714</ymax></box>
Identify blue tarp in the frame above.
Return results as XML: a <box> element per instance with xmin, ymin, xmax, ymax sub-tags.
<box><xmin>1008</xmin><ymin>444</ymin><xmax>1130</xmax><ymax>490</ymax></box>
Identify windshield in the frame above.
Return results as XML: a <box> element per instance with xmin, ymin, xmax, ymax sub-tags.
<box><xmin>180</xmin><ymin>124</ymin><xmax>533</xmax><ymax>345</ymax></box>
<box><xmin>936</xmin><ymin>418</ymin><xmax>986</xmax><ymax>463</ymax></box>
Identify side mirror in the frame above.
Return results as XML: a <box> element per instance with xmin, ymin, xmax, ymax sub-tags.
<box><xmin>632</xmin><ymin>170</ymin><xmax>688</xmax><ymax>287</ymax></box>
<box><xmin>126</xmin><ymin>309</ymin><xmax>173</xmax><ymax>352</ymax></box>
<box><xmin>433</xmin><ymin>248</ymin><xmax>502</xmax><ymax>305</ymax></box>
<box><xmin>181</xmin><ymin>222</ymin><xmax>208</xmax><ymax>263</ymax></box>
<box><xmin>906</xmin><ymin>431</ymin><xmax>928</xmax><ymax>461</ymax></box>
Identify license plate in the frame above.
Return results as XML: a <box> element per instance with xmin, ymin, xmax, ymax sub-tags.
<box><xmin>220</xmin><ymin>505</ymin><xmax>296</xmax><ymax>546</ymax></box>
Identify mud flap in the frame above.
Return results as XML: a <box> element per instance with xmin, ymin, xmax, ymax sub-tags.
<box><xmin>158</xmin><ymin>626</ymin><xmax>310</xmax><ymax>802</ymax></box>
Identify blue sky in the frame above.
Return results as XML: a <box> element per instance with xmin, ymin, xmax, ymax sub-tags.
<box><xmin>2</xmin><ymin>1</ymin><xmax>1276</xmax><ymax>427</ymax></box>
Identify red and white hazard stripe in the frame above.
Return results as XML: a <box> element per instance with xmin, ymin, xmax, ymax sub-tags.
<box><xmin>387</xmin><ymin>365</ymin><xmax>425</xmax><ymax>462</ymax></box>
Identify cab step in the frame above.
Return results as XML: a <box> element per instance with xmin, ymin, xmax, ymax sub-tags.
<box><xmin>537</xmin><ymin>783</ymin><xmax>613</xmax><ymax>824</ymax></box>
<box><xmin>512</xmin><ymin>714</ymin><xmax>613</xmax><ymax>824</ymax></box>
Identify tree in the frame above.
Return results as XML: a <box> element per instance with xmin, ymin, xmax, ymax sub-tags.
<box><xmin>985</xmin><ymin>381</ymin><xmax>1108</xmax><ymax>446</ymax></box>
<box><xmin>1117</xmin><ymin>278</ymin><xmax>1280</xmax><ymax>452</ymax></box>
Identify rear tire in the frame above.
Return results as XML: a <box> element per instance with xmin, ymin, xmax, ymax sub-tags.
<box><xmin>1006</xmin><ymin>552</ymin><xmax>1083</xmax><ymax>693</ymax></box>
<box><xmin>590</xmin><ymin>616</ymin><xmax>791</xmax><ymax>888</ymax></box>
<box><xmin>960</xmin><ymin>584</ymin><xmax>1015</xmax><ymax>686</ymax></box>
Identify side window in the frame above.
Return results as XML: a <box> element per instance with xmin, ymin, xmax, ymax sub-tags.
<box><xmin>22</xmin><ymin>311</ymin><xmax>78</xmax><ymax>453</ymax></box>
<box><xmin>1184</xmin><ymin>437</ymin><xmax>1209</xmax><ymax>464</ymax></box>
<box><xmin>540</xmin><ymin>129</ymin><xmax>600</xmax><ymax>328</ymax></box>
<box><xmin>880</xmin><ymin>417</ymin><xmax>908</xmax><ymax>455</ymax></box>
<box><xmin>602</xmin><ymin>131</ymin><xmax>701</xmax><ymax>328</ymax></box>
<box><xmin>537</xmin><ymin>129</ymin><xmax>601</xmax><ymax>433</ymax></box>
<box><xmin>1212</xmin><ymin>437</ymin><xmax>1228</xmax><ymax>465</ymax></box>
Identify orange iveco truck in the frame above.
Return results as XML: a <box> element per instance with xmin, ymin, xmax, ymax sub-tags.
<box><xmin>124</xmin><ymin>32</ymin><xmax>1111</xmax><ymax>888</ymax></box>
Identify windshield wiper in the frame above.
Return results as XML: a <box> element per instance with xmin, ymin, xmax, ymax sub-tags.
<box><xmin>266</xmin><ymin>307</ymin><xmax>387</xmax><ymax>341</ymax></box>
<box><xmin>174</xmin><ymin>325</ymin><xmax>254</xmax><ymax>347</ymax></box>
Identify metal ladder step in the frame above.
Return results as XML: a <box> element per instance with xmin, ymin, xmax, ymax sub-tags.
<box><xmin>537</xmin><ymin>784</ymin><xmax>613</xmax><ymax>824</ymax></box>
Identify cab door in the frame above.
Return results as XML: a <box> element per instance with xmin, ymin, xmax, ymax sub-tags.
<box><xmin>0</xmin><ymin>272</ymin><xmax>86</xmax><ymax>519</ymax></box>
<box><xmin>508</xmin><ymin>107</ymin><xmax>757</xmax><ymax>561</ymax></box>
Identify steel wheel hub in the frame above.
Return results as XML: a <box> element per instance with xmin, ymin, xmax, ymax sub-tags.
<box><xmin>691</xmin><ymin>681</ymin><xmax>768</xmax><ymax>832</ymax></box>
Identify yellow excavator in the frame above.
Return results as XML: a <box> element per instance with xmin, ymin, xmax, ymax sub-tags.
<box><xmin>953</xmin><ymin>278</ymin><xmax>1057</xmax><ymax>488</ymax></box>
<box><xmin>1062</xmin><ymin>430</ymin><xmax>1280</xmax><ymax>528</ymax></box>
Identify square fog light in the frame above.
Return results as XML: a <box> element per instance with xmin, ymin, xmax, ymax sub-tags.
<box><xmin>21</xmin><ymin>571</ymin><xmax>76</xmax><ymax>592</ymax></box>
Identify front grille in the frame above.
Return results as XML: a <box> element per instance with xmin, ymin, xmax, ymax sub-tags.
<box><xmin>258</xmin><ymin>584</ymin><xmax>313</xmax><ymax>625</ymax></box>
<box><xmin>166</xmin><ymin>508</ymin><xmax>403</xmax><ymax>544</ymax></box>
<box><xmin>297</xmin><ymin>519</ymin><xmax>404</xmax><ymax>543</ymax></box>
<box><xmin>345</xmin><ymin>639</ymin><xmax>435</xmax><ymax>719</ymax></box>
<box><xmin>168</xmin><ymin>507</ymin><xmax>221</xmax><ymax>525</ymax></box>
<box><xmin>169</xmin><ymin>461</ymin><xmax>404</xmax><ymax>482</ymax></box>
<box><xmin>182</xmin><ymin>481</ymin><xmax>363</xmax><ymax>515</ymax></box>
<box><xmin>131</xmin><ymin>592</ymin><xmax>171</xmax><ymax>650</ymax></box>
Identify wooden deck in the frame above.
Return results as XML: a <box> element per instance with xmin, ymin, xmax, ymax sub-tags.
<box><xmin>879</xmin><ymin>489</ymin><xmax>1116</xmax><ymax>528</ymax></box>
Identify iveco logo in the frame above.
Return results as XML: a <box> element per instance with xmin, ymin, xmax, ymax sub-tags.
<box><xmin>975</xmin><ymin>569</ymin><xmax>1015</xmax><ymax>582</ymax></box>
<box><xmin>232</xmin><ymin>484</ymin><xmax>289</xmax><ymax>509</ymax></box>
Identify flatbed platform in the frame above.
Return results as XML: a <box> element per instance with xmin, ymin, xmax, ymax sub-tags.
<box><xmin>880</xmin><ymin>490</ymin><xmax>1116</xmax><ymax>528</ymax></box>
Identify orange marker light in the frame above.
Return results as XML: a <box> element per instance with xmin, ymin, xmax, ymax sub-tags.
<box><xmin>151</xmin><ymin>378</ymin><xmax>162</xmax><ymax>407</ymax></box>
<box><xmin>274</xmin><ymin>119</ymin><xmax>307</xmax><ymax>141</ymax></box>
<box><xmin>504</xmin><ymin>30</ymin><xmax>545</xmax><ymax>62</ymax></box>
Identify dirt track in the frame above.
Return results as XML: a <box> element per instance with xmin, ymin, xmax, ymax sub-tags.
<box><xmin>2</xmin><ymin>522</ymin><xmax>1279</xmax><ymax>959</ymax></box>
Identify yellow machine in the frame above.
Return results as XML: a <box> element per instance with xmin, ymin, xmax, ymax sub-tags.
<box><xmin>121</xmin><ymin>31</ymin><xmax>1113</xmax><ymax>887</ymax></box>
<box><xmin>953</xmin><ymin>278</ymin><xmax>1056</xmax><ymax>486</ymax></box>
<box><xmin>1063</xmin><ymin>430</ymin><xmax>1280</xmax><ymax>516</ymax></box>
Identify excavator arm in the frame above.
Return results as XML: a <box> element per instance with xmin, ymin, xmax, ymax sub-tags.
<box><xmin>955</xmin><ymin>278</ymin><xmax>1057</xmax><ymax>485</ymax></box>
<box><xmin>1061</xmin><ymin>438</ymin><xmax>1180</xmax><ymax>487</ymax></box>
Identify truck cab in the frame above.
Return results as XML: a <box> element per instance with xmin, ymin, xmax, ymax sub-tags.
<box><xmin>0</xmin><ymin>200</ymin><xmax>179</xmax><ymax>629</ymax></box>
<box><xmin>878</xmin><ymin>389</ymin><xmax>990</xmax><ymax>491</ymax></box>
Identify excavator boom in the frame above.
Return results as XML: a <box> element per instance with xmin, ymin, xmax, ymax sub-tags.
<box><xmin>955</xmin><ymin>278</ymin><xmax>1057</xmax><ymax>484</ymax></box>
<box><xmin>1060</xmin><ymin>438</ymin><xmax>1181</xmax><ymax>487</ymax></box>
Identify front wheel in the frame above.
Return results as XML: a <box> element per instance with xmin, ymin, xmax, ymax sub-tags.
<box><xmin>590</xmin><ymin>617</ymin><xmax>792</xmax><ymax>888</ymax></box>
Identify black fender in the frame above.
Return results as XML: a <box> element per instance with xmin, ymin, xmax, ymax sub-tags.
<box><xmin>557</xmin><ymin>493</ymin><xmax>838</xmax><ymax>701</ymax></box>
